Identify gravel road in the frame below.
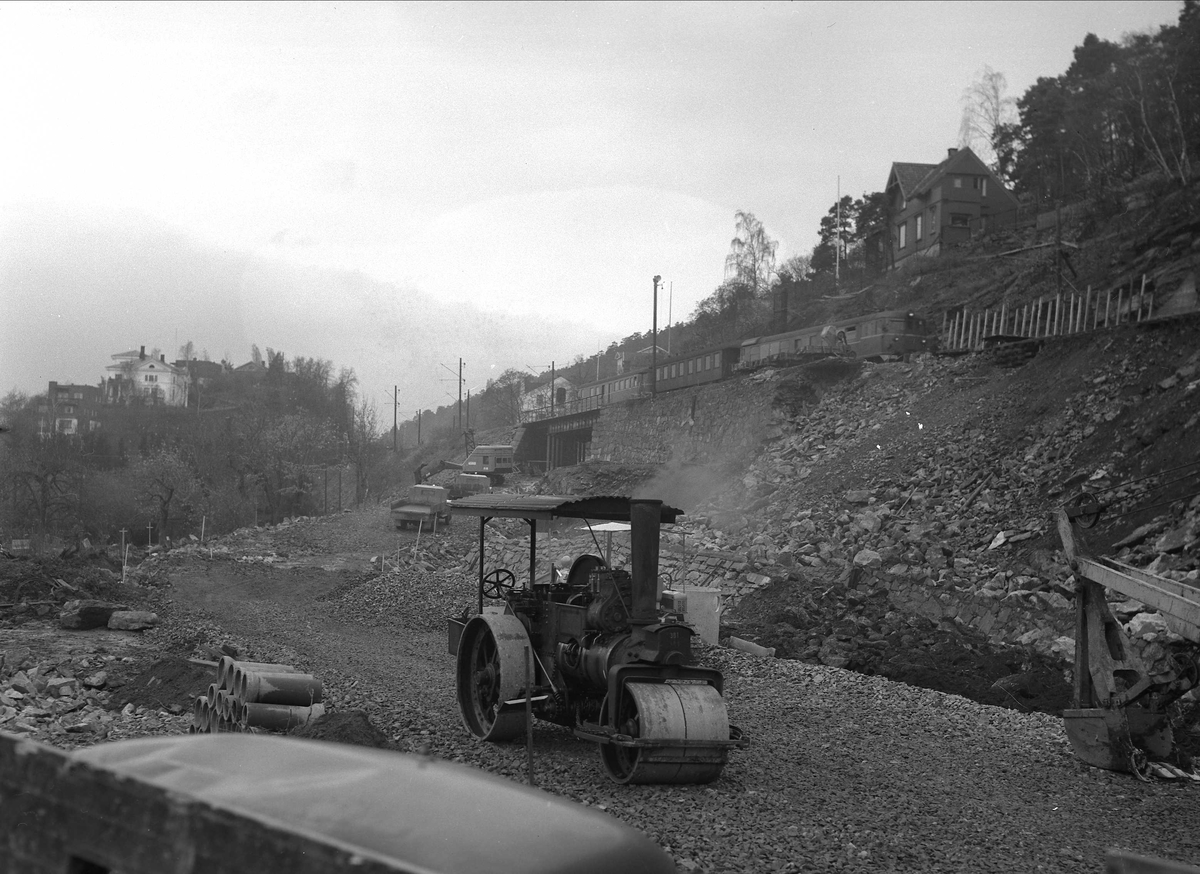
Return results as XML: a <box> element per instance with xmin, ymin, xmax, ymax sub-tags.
<box><xmin>141</xmin><ymin>507</ymin><xmax>1198</xmax><ymax>872</ymax></box>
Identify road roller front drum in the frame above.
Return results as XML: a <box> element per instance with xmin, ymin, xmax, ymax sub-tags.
<box><xmin>593</xmin><ymin>679</ymin><xmax>738</xmax><ymax>785</ymax></box>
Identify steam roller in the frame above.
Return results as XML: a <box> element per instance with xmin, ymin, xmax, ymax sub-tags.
<box><xmin>448</xmin><ymin>495</ymin><xmax>746</xmax><ymax>784</ymax></box>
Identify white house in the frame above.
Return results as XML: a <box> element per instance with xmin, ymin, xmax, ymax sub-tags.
<box><xmin>103</xmin><ymin>346</ymin><xmax>189</xmax><ymax>406</ymax></box>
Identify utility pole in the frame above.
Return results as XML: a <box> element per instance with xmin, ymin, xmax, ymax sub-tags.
<box><xmin>667</xmin><ymin>281</ymin><xmax>673</xmax><ymax>354</ymax></box>
<box><xmin>416</xmin><ymin>409</ymin><xmax>421</xmax><ymax>445</ymax></box>
<box><xmin>440</xmin><ymin>360</ymin><xmax>465</xmax><ymax>433</ymax></box>
<box><xmin>550</xmin><ymin>361</ymin><xmax>555</xmax><ymax>417</ymax></box>
<box><xmin>652</xmin><ymin>275</ymin><xmax>661</xmax><ymax>397</ymax></box>
<box><xmin>392</xmin><ymin>385</ymin><xmax>397</xmax><ymax>452</ymax></box>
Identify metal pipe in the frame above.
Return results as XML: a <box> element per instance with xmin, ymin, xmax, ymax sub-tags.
<box><xmin>630</xmin><ymin>499</ymin><xmax>662</xmax><ymax>625</ymax></box>
<box><xmin>478</xmin><ymin>516</ymin><xmax>486</xmax><ymax>614</ymax></box>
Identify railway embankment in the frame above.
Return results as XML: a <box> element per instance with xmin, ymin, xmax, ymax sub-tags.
<box><xmin>539</xmin><ymin>312</ymin><xmax>1200</xmax><ymax>718</ymax></box>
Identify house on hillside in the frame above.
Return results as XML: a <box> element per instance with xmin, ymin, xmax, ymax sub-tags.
<box><xmin>102</xmin><ymin>346</ymin><xmax>189</xmax><ymax>406</ymax></box>
<box><xmin>174</xmin><ymin>358</ymin><xmax>226</xmax><ymax>406</ymax></box>
<box><xmin>519</xmin><ymin>375</ymin><xmax>574</xmax><ymax>421</ymax></box>
<box><xmin>232</xmin><ymin>359</ymin><xmax>268</xmax><ymax>381</ymax></box>
<box><xmin>39</xmin><ymin>382</ymin><xmax>103</xmax><ymax>436</ymax></box>
<box><xmin>886</xmin><ymin>146</ymin><xmax>1019</xmax><ymax>268</ymax></box>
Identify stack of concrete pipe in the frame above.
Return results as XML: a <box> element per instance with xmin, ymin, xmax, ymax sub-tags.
<box><xmin>189</xmin><ymin>657</ymin><xmax>325</xmax><ymax>734</ymax></box>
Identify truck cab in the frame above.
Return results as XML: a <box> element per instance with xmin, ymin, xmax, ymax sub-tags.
<box><xmin>390</xmin><ymin>484</ymin><xmax>451</xmax><ymax>531</ymax></box>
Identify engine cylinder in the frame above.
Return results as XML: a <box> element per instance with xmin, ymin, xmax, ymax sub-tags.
<box><xmin>557</xmin><ymin>633</ymin><xmax>634</xmax><ymax>688</ymax></box>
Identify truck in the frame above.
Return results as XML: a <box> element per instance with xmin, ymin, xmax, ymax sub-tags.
<box><xmin>389</xmin><ymin>484</ymin><xmax>451</xmax><ymax>531</ymax></box>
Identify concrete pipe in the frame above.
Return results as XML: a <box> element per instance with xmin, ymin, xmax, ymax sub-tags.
<box><xmin>228</xmin><ymin>657</ymin><xmax>298</xmax><ymax>691</ymax></box>
<box><xmin>242</xmin><ymin>702</ymin><xmax>326</xmax><ymax>732</ymax></box>
<box><xmin>216</xmin><ymin>656</ymin><xmax>237</xmax><ymax>691</ymax></box>
<box><xmin>229</xmin><ymin>663</ymin><xmax>300</xmax><ymax>700</ymax></box>
<box><xmin>206</xmin><ymin>683</ymin><xmax>221</xmax><ymax>708</ymax></box>
<box><xmin>191</xmin><ymin>696</ymin><xmax>207</xmax><ymax>730</ymax></box>
<box><xmin>238</xmin><ymin>671</ymin><xmax>323</xmax><ymax>706</ymax></box>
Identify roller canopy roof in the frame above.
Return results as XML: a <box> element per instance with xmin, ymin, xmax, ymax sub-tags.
<box><xmin>448</xmin><ymin>494</ymin><xmax>682</xmax><ymax>523</ymax></box>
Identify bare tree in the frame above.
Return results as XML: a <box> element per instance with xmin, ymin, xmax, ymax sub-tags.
<box><xmin>723</xmin><ymin>211</ymin><xmax>778</xmax><ymax>297</ymax></box>
<box><xmin>958</xmin><ymin>66</ymin><xmax>1017</xmax><ymax>170</ymax></box>
<box><xmin>132</xmin><ymin>448</ymin><xmax>200</xmax><ymax>547</ymax></box>
<box><xmin>346</xmin><ymin>396</ymin><xmax>382</xmax><ymax>504</ymax></box>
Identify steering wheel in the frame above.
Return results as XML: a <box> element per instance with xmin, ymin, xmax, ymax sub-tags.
<box><xmin>482</xmin><ymin>568</ymin><xmax>517</xmax><ymax>600</ymax></box>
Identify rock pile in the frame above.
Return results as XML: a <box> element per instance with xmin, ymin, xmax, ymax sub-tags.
<box><xmin>0</xmin><ymin>645</ymin><xmax>188</xmax><ymax>744</ymax></box>
<box><xmin>673</xmin><ymin>331</ymin><xmax>1200</xmax><ymax>680</ymax></box>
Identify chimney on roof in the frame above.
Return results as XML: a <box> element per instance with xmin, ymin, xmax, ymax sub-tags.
<box><xmin>139</xmin><ymin>346</ymin><xmax>146</xmax><ymax>360</ymax></box>
<box><xmin>948</xmin><ymin>147</ymin><xmax>959</xmax><ymax>158</ymax></box>
<box><xmin>160</xmin><ymin>354</ymin><xmax>165</xmax><ymax>363</ymax></box>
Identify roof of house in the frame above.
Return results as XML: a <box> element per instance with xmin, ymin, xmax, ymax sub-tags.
<box><xmin>887</xmin><ymin>147</ymin><xmax>1017</xmax><ymax>205</ymax></box>
<box><xmin>888</xmin><ymin>162</ymin><xmax>939</xmax><ymax>199</ymax></box>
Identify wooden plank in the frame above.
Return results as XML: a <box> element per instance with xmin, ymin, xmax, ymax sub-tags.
<box><xmin>1078</xmin><ymin>558</ymin><xmax>1200</xmax><ymax>643</ymax></box>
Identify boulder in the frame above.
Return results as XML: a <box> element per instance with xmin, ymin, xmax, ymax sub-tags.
<box><xmin>107</xmin><ymin>611</ymin><xmax>160</xmax><ymax>631</ymax></box>
<box><xmin>59</xmin><ymin>600</ymin><xmax>127</xmax><ymax>630</ymax></box>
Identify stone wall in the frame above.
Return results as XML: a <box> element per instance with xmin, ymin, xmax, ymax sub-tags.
<box><xmin>587</xmin><ymin>377</ymin><xmax>779</xmax><ymax>465</ymax></box>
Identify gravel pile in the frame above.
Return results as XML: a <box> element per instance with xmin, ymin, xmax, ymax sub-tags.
<box><xmin>321</xmin><ymin>563</ymin><xmax>477</xmax><ymax>632</ymax></box>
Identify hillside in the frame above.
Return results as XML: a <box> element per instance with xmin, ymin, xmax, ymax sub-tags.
<box><xmin>530</xmin><ymin>185</ymin><xmax>1200</xmax><ymax>742</ymax></box>
<box><xmin>820</xmin><ymin>176</ymin><xmax>1200</xmax><ymax>333</ymax></box>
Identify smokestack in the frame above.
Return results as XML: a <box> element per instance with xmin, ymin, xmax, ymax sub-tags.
<box><xmin>629</xmin><ymin>499</ymin><xmax>662</xmax><ymax>625</ymax></box>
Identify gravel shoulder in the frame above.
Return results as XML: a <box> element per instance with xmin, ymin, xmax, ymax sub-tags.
<box><xmin>30</xmin><ymin>505</ymin><xmax>1190</xmax><ymax>874</ymax></box>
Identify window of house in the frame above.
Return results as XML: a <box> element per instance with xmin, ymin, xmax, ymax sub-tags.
<box><xmin>928</xmin><ymin>206</ymin><xmax>938</xmax><ymax>233</ymax></box>
<box><xmin>916</xmin><ymin>215</ymin><xmax>923</xmax><ymax>240</ymax></box>
<box><xmin>951</xmin><ymin>213</ymin><xmax>971</xmax><ymax>227</ymax></box>
<box><xmin>898</xmin><ymin>223</ymin><xmax>907</xmax><ymax>248</ymax></box>
<box><xmin>981</xmin><ymin>178</ymin><xmax>988</xmax><ymax>196</ymax></box>
<box><xmin>953</xmin><ymin>177</ymin><xmax>962</xmax><ymax>188</ymax></box>
<box><xmin>145</xmin><ymin>374</ymin><xmax>157</xmax><ymax>383</ymax></box>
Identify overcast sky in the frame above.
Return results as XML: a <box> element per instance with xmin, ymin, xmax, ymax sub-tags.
<box><xmin>0</xmin><ymin>1</ymin><xmax>1183</xmax><ymax>412</ymax></box>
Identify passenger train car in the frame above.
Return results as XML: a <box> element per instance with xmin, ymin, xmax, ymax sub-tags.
<box><xmin>542</xmin><ymin>310</ymin><xmax>935</xmax><ymax>420</ymax></box>
<box><xmin>737</xmin><ymin>310</ymin><xmax>933</xmax><ymax>371</ymax></box>
<box><xmin>652</xmin><ymin>345</ymin><xmax>740</xmax><ymax>393</ymax></box>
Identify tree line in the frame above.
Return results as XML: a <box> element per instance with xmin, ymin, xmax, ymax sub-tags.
<box><xmin>0</xmin><ymin>348</ymin><xmax>385</xmax><ymax>549</ymax></box>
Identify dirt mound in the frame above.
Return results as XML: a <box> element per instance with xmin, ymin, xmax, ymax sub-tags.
<box><xmin>288</xmin><ymin>709</ymin><xmax>398</xmax><ymax>750</ymax></box>
<box><xmin>0</xmin><ymin>557</ymin><xmax>146</xmax><ymax>618</ymax></box>
<box><xmin>724</xmin><ymin>574</ymin><xmax>1073</xmax><ymax>716</ymax></box>
<box><xmin>107</xmin><ymin>655</ymin><xmax>214</xmax><ymax>713</ymax></box>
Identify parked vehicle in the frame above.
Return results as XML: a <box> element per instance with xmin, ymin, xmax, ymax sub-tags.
<box><xmin>390</xmin><ymin>484</ymin><xmax>451</xmax><ymax>531</ymax></box>
<box><xmin>448</xmin><ymin>494</ymin><xmax>746</xmax><ymax>784</ymax></box>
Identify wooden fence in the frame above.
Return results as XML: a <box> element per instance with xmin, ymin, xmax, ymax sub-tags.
<box><xmin>941</xmin><ymin>275</ymin><xmax>1154</xmax><ymax>351</ymax></box>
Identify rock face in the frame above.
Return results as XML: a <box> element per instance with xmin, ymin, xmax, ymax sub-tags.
<box><xmin>559</xmin><ymin>324</ymin><xmax>1200</xmax><ymax>684</ymax></box>
<box><xmin>58</xmin><ymin>600</ymin><xmax>127</xmax><ymax>630</ymax></box>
